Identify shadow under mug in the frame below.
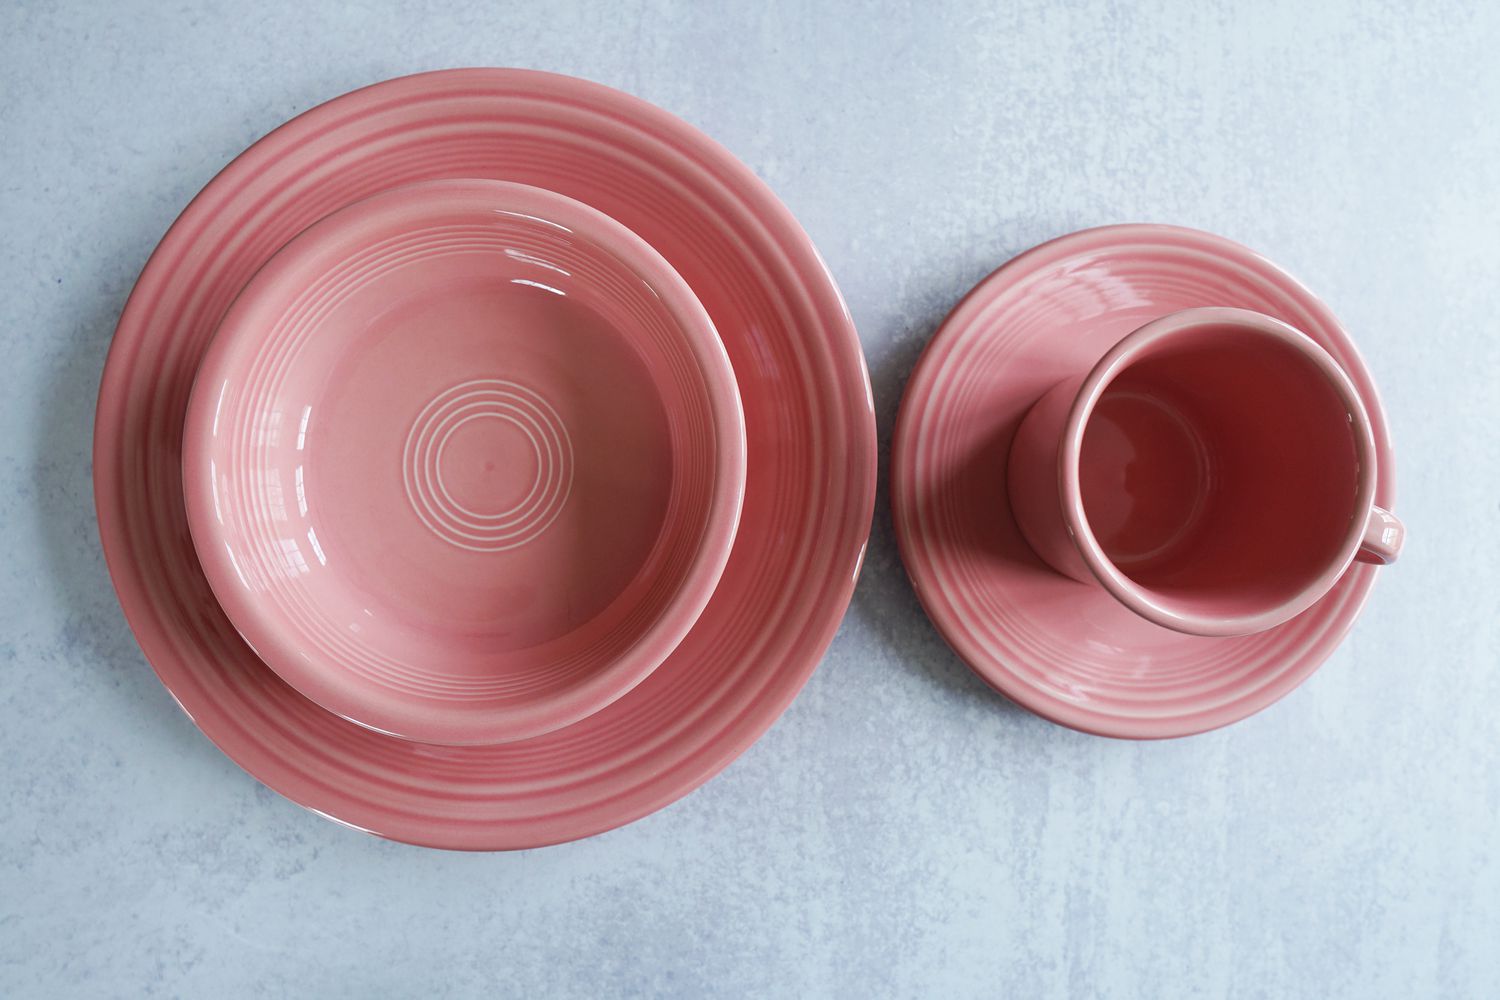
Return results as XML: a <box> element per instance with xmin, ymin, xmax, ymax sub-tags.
<box><xmin>1007</xmin><ymin>306</ymin><xmax>1404</xmax><ymax>637</ymax></box>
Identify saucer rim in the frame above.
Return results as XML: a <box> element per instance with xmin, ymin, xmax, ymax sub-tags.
<box><xmin>892</xmin><ymin>222</ymin><xmax>1393</xmax><ymax>740</ymax></box>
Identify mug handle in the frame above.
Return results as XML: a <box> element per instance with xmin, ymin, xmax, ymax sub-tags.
<box><xmin>1355</xmin><ymin>506</ymin><xmax>1404</xmax><ymax>565</ymax></box>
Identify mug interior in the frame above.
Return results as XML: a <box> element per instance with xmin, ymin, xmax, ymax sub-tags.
<box><xmin>1073</xmin><ymin>319</ymin><xmax>1365</xmax><ymax>629</ymax></box>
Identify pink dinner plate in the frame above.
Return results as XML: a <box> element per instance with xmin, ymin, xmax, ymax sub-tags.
<box><xmin>95</xmin><ymin>69</ymin><xmax>876</xmax><ymax>849</ymax></box>
<box><xmin>182</xmin><ymin>179</ymin><xmax>746</xmax><ymax>747</ymax></box>
<box><xmin>892</xmin><ymin>224</ymin><xmax>1395</xmax><ymax>739</ymax></box>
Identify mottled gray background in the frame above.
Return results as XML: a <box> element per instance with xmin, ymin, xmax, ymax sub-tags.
<box><xmin>3</xmin><ymin>0</ymin><xmax>1497</xmax><ymax>997</ymax></box>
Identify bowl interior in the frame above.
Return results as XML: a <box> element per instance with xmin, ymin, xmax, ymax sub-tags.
<box><xmin>184</xmin><ymin>180</ymin><xmax>743</xmax><ymax>744</ymax></box>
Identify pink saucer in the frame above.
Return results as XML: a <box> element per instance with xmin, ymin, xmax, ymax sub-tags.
<box><xmin>94</xmin><ymin>70</ymin><xmax>876</xmax><ymax>849</ymax></box>
<box><xmin>892</xmin><ymin>224</ymin><xmax>1396</xmax><ymax>739</ymax></box>
<box><xmin>182</xmin><ymin>180</ymin><xmax>746</xmax><ymax>746</ymax></box>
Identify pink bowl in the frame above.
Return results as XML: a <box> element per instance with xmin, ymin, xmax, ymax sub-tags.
<box><xmin>182</xmin><ymin>179</ymin><xmax>746</xmax><ymax>746</ymax></box>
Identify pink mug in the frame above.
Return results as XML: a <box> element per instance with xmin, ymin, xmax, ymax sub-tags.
<box><xmin>1007</xmin><ymin>307</ymin><xmax>1403</xmax><ymax>637</ymax></box>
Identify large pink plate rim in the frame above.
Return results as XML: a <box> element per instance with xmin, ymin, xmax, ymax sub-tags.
<box><xmin>94</xmin><ymin>69</ymin><xmax>877</xmax><ymax>849</ymax></box>
<box><xmin>892</xmin><ymin>224</ymin><xmax>1394</xmax><ymax>739</ymax></box>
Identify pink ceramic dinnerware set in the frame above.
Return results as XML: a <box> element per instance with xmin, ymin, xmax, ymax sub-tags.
<box><xmin>95</xmin><ymin>69</ymin><xmax>1403</xmax><ymax>849</ymax></box>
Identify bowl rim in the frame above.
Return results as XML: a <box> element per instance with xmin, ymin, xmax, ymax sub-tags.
<box><xmin>180</xmin><ymin>177</ymin><xmax>747</xmax><ymax>746</ymax></box>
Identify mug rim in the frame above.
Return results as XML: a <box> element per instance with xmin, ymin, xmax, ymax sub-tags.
<box><xmin>1056</xmin><ymin>306</ymin><xmax>1379</xmax><ymax>636</ymax></box>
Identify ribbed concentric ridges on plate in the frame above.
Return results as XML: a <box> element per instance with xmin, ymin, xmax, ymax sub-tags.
<box><xmin>94</xmin><ymin>71</ymin><xmax>876</xmax><ymax>848</ymax></box>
